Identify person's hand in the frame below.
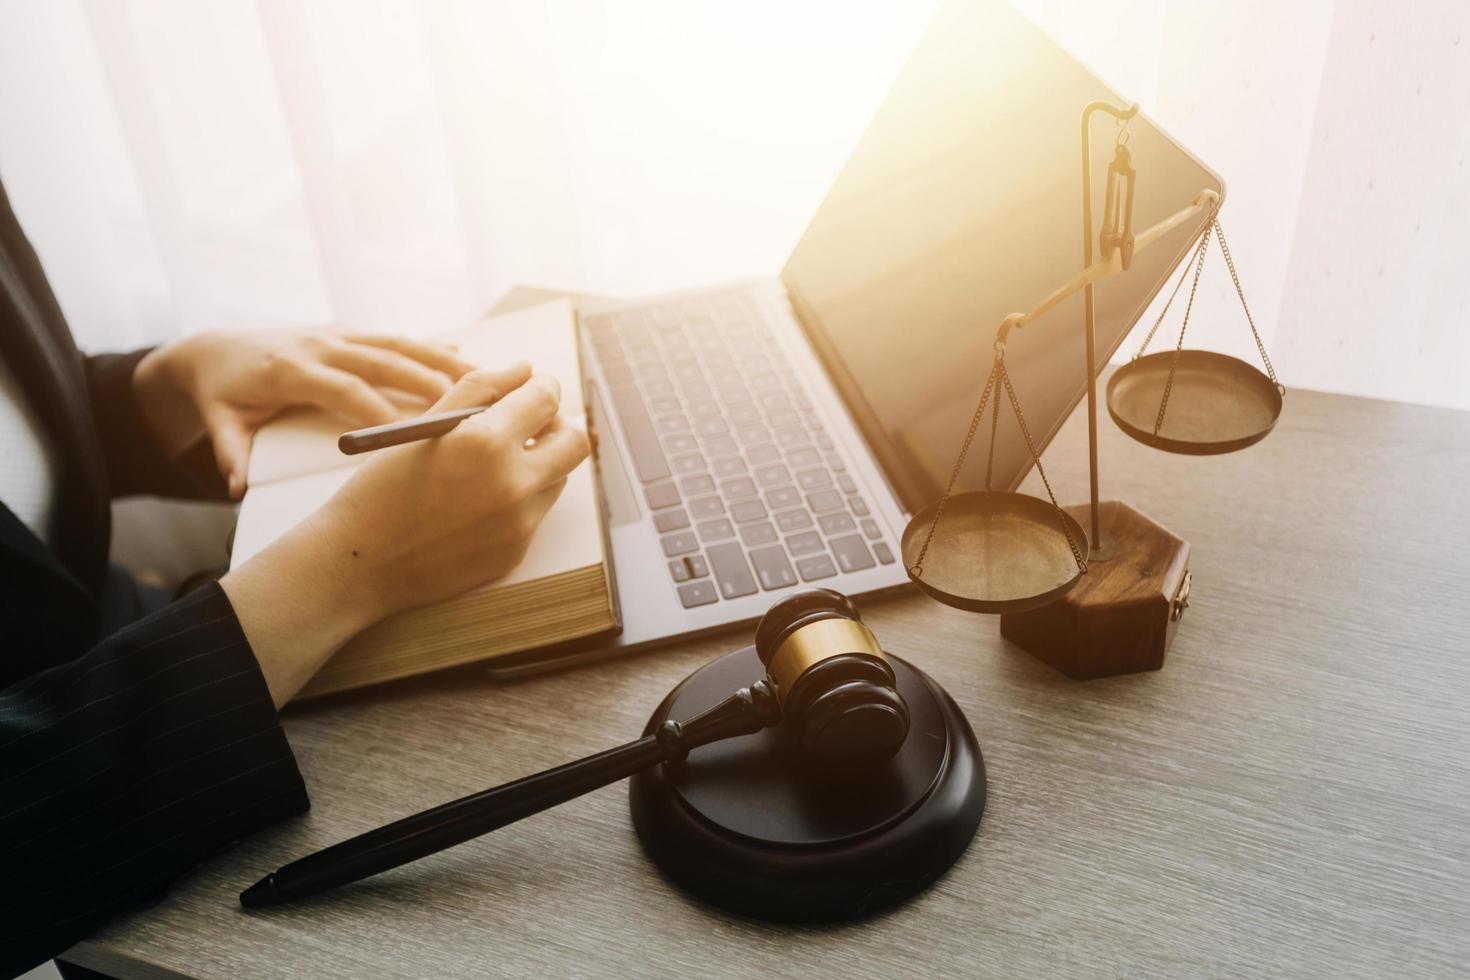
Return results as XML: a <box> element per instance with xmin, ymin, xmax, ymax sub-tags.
<box><xmin>133</xmin><ymin>328</ymin><xmax>476</xmax><ymax>498</ymax></box>
<box><xmin>310</xmin><ymin>364</ymin><xmax>592</xmax><ymax>618</ymax></box>
<box><xmin>219</xmin><ymin>365</ymin><xmax>592</xmax><ymax>706</ymax></box>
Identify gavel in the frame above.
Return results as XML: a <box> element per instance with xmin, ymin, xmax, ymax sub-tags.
<box><xmin>241</xmin><ymin>589</ymin><xmax>910</xmax><ymax>907</ymax></box>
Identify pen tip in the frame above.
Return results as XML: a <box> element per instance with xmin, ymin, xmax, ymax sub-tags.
<box><xmin>239</xmin><ymin>874</ymin><xmax>277</xmax><ymax>909</ymax></box>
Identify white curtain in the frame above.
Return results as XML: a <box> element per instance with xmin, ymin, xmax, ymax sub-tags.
<box><xmin>1</xmin><ymin>0</ymin><xmax>1466</xmax><ymax>410</ymax></box>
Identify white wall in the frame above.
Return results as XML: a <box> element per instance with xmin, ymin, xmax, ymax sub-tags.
<box><xmin>1275</xmin><ymin>3</ymin><xmax>1470</xmax><ymax>409</ymax></box>
<box><xmin>0</xmin><ymin>1</ymin><xmax>1465</xmax><ymax>409</ymax></box>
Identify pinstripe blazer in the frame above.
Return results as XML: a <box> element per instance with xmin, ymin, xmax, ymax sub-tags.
<box><xmin>0</xmin><ymin>181</ymin><xmax>309</xmax><ymax>975</ymax></box>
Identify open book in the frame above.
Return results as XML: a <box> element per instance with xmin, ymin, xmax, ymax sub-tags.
<box><xmin>230</xmin><ymin>299</ymin><xmax>619</xmax><ymax>699</ymax></box>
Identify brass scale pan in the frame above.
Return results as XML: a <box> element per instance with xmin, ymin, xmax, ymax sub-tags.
<box><xmin>1107</xmin><ymin>349</ymin><xmax>1282</xmax><ymax>455</ymax></box>
<box><xmin>901</xmin><ymin>492</ymin><xmax>1087</xmax><ymax>615</ymax></box>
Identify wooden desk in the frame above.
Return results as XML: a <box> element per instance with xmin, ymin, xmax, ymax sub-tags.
<box><xmin>66</xmin><ymin>380</ymin><xmax>1470</xmax><ymax>978</ymax></box>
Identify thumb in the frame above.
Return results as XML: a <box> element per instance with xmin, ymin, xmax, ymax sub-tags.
<box><xmin>206</xmin><ymin>409</ymin><xmax>255</xmax><ymax>500</ymax></box>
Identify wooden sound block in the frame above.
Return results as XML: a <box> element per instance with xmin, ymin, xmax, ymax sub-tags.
<box><xmin>1000</xmin><ymin>500</ymin><xmax>1191</xmax><ymax>679</ymax></box>
<box><xmin>629</xmin><ymin>646</ymin><xmax>986</xmax><ymax>923</ymax></box>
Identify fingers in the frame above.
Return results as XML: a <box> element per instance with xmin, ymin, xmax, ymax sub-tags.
<box><xmin>468</xmin><ymin>372</ymin><xmax>561</xmax><ymax>444</ymax></box>
<box><xmin>433</xmin><ymin>361</ymin><xmax>533</xmax><ymax>412</ymax></box>
<box><xmin>346</xmin><ymin>334</ymin><xmax>476</xmax><ymax>380</ymax></box>
<box><xmin>204</xmin><ymin>408</ymin><xmax>254</xmax><ymax>500</ymax></box>
<box><xmin>524</xmin><ymin>416</ymin><xmax>591</xmax><ymax>487</ymax></box>
<box><xmin>288</xmin><ymin>363</ymin><xmax>399</xmax><ymax>426</ymax></box>
<box><xmin>517</xmin><ymin>477</ymin><xmax>568</xmax><ymax>533</ymax></box>
<box><xmin>322</xmin><ymin>341</ymin><xmax>454</xmax><ymax>403</ymax></box>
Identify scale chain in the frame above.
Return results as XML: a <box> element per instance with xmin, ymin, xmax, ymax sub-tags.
<box><xmin>908</xmin><ymin>353</ymin><xmax>1001</xmax><ymax>578</ymax></box>
<box><xmin>1154</xmin><ymin>217</ymin><xmax>1215</xmax><ymax>435</ymax></box>
<box><xmin>1134</xmin><ymin>220</ymin><xmax>1207</xmax><ymax>359</ymax></box>
<box><xmin>1214</xmin><ymin>217</ymin><xmax>1281</xmax><ymax>389</ymax></box>
<box><xmin>999</xmin><ymin>362</ymin><xmax>1088</xmax><ymax>574</ymax></box>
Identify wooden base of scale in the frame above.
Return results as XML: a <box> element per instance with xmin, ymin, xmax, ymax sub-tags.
<box><xmin>1000</xmin><ymin>500</ymin><xmax>1192</xmax><ymax>680</ymax></box>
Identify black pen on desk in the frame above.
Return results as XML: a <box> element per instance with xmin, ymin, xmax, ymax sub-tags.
<box><xmin>337</xmin><ymin>406</ymin><xmax>485</xmax><ymax>455</ymax></box>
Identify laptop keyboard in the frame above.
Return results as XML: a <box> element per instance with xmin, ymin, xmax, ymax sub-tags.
<box><xmin>584</xmin><ymin>291</ymin><xmax>896</xmax><ymax>609</ymax></box>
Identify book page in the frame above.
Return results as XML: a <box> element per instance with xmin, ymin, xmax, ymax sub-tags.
<box><xmin>232</xmin><ymin>298</ymin><xmax>600</xmax><ymax>583</ymax></box>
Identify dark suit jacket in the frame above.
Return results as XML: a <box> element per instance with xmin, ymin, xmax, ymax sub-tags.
<box><xmin>0</xmin><ymin>180</ymin><xmax>308</xmax><ymax>975</ymax></box>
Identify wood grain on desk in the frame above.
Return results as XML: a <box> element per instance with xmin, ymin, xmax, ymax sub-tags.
<box><xmin>66</xmin><ymin>380</ymin><xmax>1470</xmax><ymax>979</ymax></box>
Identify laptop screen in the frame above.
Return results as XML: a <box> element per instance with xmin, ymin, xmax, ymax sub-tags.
<box><xmin>781</xmin><ymin>0</ymin><xmax>1221</xmax><ymax>513</ymax></box>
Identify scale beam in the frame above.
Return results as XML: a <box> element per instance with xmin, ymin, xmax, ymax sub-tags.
<box><xmin>994</xmin><ymin>187</ymin><xmax>1219</xmax><ymax>349</ymax></box>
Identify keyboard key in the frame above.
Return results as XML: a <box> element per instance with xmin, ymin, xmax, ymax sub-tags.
<box><xmin>644</xmin><ymin>378</ymin><xmax>674</xmax><ymax>396</ymax></box>
<box><xmin>669</xmin><ymin>558</ymin><xmax>691</xmax><ymax>582</ymax></box>
<box><xmin>689</xmin><ymin>399</ymin><xmax>722</xmax><ymax>419</ymax></box>
<box><xmin>713</xmin><ymin>456</ymin><xmax>747</xmax><ymax>478</ymax></box>
<box><xmin>849</xmin><ymin>495</ymin><xmax>870</xmax><ymax>517</ymax></box>
<box><xmin>787</xmin><ymin>531</ymin><xmax>826</xmax><ymax>556</ymax></box>
<box><xmin>678</xmin><ymin>580</ymin><xmax>719</xmax><ymax>608</ymax></box>
<box><xmin>654</xmin><ymin>508</ymin><xmax>690</xmax><ymax>532</ymax></box>
<box><xmin>861</xmin><ymin>518</ymin><xmax>882</xmax><ymax>540</ymax></box>
<box><xmin>686</xmin><ymin>554</ymin><xmax>709</xmax><ymax>578</ymax></box>
<box><xmin>740</xmin><ymin>522</ymin><xmax>778</xmax><ymax>547</ymax></box>
<box><xmin>728</xmin><ymin>403</ymin><xmax>762</xmax><ymax>423</ymax></box>
<box><xmin>873</xmin><ymin>542</ymin><xmax>895</xmax><ymax>565</ymax></box>
<box><xmin>774</xmin><ymin>508</ymin><xmax>813</xmax><ymax>532</ymax></box>
<box><xmin>657</xmin><ymin>414</ymin><xmax>691</xmax><ymax>435</ymax></box>
<box><xmin>807</xmin><ymin>489</ymin><xmax>844</xmax><ymax>512</ymax></box>
<box><xmin>827</xmin><ymin>454</ymin><xmax>847</xmax><ymax>472</ymax></box>
<box><xmin>829</xmin><ymin>534</ymin><xmax>876</xmax><ymax>572</ymax></box>
<box><xmin>796</xmin><ymin>554</ymin><xmax>838</xmax><ymax>581</ymax></box>
<box><xmin>758</xmin><ymin>391</ymin><xmax>791</xmax><ymax>411</ymax></box>
<box><xmin>787</xmin><ymin>447</ymin><xmax>821</xmax><ymax>468</ymax></box>
<box><xmin>750</xmin><ymin>545</ymin><xmax>798</xmax><ymax>590</ymax></box>
<box><xmin>661</xmin><ymin>532</ymin><xmax>698</xmax><ymax>557</ymax></box>
<box><xmin>816</xmin><ymin>433</ymin><xmax>835</xmax><ymax>451</ymax></box>
<box><xmin>645</xmin><ymin>482</ymin><xmax>680</xmax><ymax>510</ymax></box>
<box><xmin>650</xmin><ymin>395</ymin><xmax>681</xmax><ymax>415</ymax></box>
<box><xmin>696</xmin><ymin>517</ymin><xmax>735</xmax><ymax>541</ymax></box>
<box><xmin>819</xmin><ymin>512</ymin><xmax>857</xmax><ymax>536</ymax></box>
<box><xmin>673</xmin><ymin>453</ymin><xmax>707</xmax><ymax>475</ymax></box>
<box><xmin>707</xmin><ymin>542</ymin><xmax>758</xmax><ymax>599</ymax></box>
<box><xmin>680</xmin><ymin>474</ymin><xmax>715</xmax><ymax>496</ymax></box>
<box><xmin>696</xmin><ymin>417</ymin><xmax>729</xmax><ymax>437</ymax></box>
<box><xmin>837</xmin><ymin>473</ymin><xmax>857</xmax><ymax>494</ymax></box>
<box><xmin>767</xmin><ymin>409</ymin><xmax>799</xmax><ymax>429</ymax></box>
<box><xmin>664</xmin><ymin>433</ymin><xmax>697</xmax><ymax>455</ymax></box>
<box><xmin>731</xmin><ymin>499</ymin><xmax>767</xmax><ymax>523</ymax></box>
<box><xmin>797</xmin><ymin>468</ymin><xmax>832</xmax><ymax>490</ymax></box>
<box><xmin>610</xmin><ymin>382</ymin><xmax>671</xmax><ymax>483</ymax></box>
<box><xmin>775</xmin><ymin>427</ymin><xmax>808</xmax><ymax>448</ymax></box>
<box><xmin>755</xmin><ymin>463</ymin><xmax>791</xmax><ymax>487</ymax></box>
<box><xmin>689</xmin><ymin>495</ymin><xmax>725</xmax><ymax>519</ymax></box>
<box><xmin>746</xmin><ymin>442</ymin><xmax>782</xmax><ymax>465</ymax></box>
<box><xmin>703</xmin><ymin>435</ymin><xmax>739</xmax><ymax>457</ymax></box>
<box><xmin>735</xmin><ymin>422</ymin><xmax>769</xmax><ymax>444</ymax></box>
<box><xmin>722</xmin><ymin>476</ymin><xmax>758</xmax><ymax>499</ymax></box>
<box><xmin>767</xmin><ymin>486</ymin><xmax>802</xmax><ymax>510</ymax></box>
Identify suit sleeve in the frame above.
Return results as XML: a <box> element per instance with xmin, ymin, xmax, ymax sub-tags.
<box><xmin>83</xmin><ymin>347</ymin><xmax>229</xmax><ymax>500</ymax></box>
<box><xmin>0</xmin><ymin>581</ymin><xmax>310</xmax><ymax>976</ymax></box>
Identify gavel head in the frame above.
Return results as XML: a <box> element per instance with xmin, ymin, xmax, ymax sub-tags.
<box><xmin>753</xmin><ymin>589</ymin><xmax>910</xmax><ymax>765</ymax></box>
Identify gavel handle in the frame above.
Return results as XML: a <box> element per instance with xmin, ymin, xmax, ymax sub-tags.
<box><xmin>241</xmin><ymin>680</ymin><xmax>780</xmax><ymax>908</ymax></box>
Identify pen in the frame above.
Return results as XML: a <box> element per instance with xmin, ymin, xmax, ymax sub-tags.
<box><xmin>337</xmin><ymin>406</ymin><xmax>486</xmax><ymax>455</ymax></box>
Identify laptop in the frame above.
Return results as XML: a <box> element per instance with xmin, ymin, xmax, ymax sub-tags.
<box><xmin>491</xmin><ymin>0</ymin><xmax>1221</xmax><ymax>675</ymax></box>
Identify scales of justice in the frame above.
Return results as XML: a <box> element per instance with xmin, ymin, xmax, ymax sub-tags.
<box><xmin>901</xmin><ymin>100</ymin><xmax>1284</xmax><ymax>679</ymax></box>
